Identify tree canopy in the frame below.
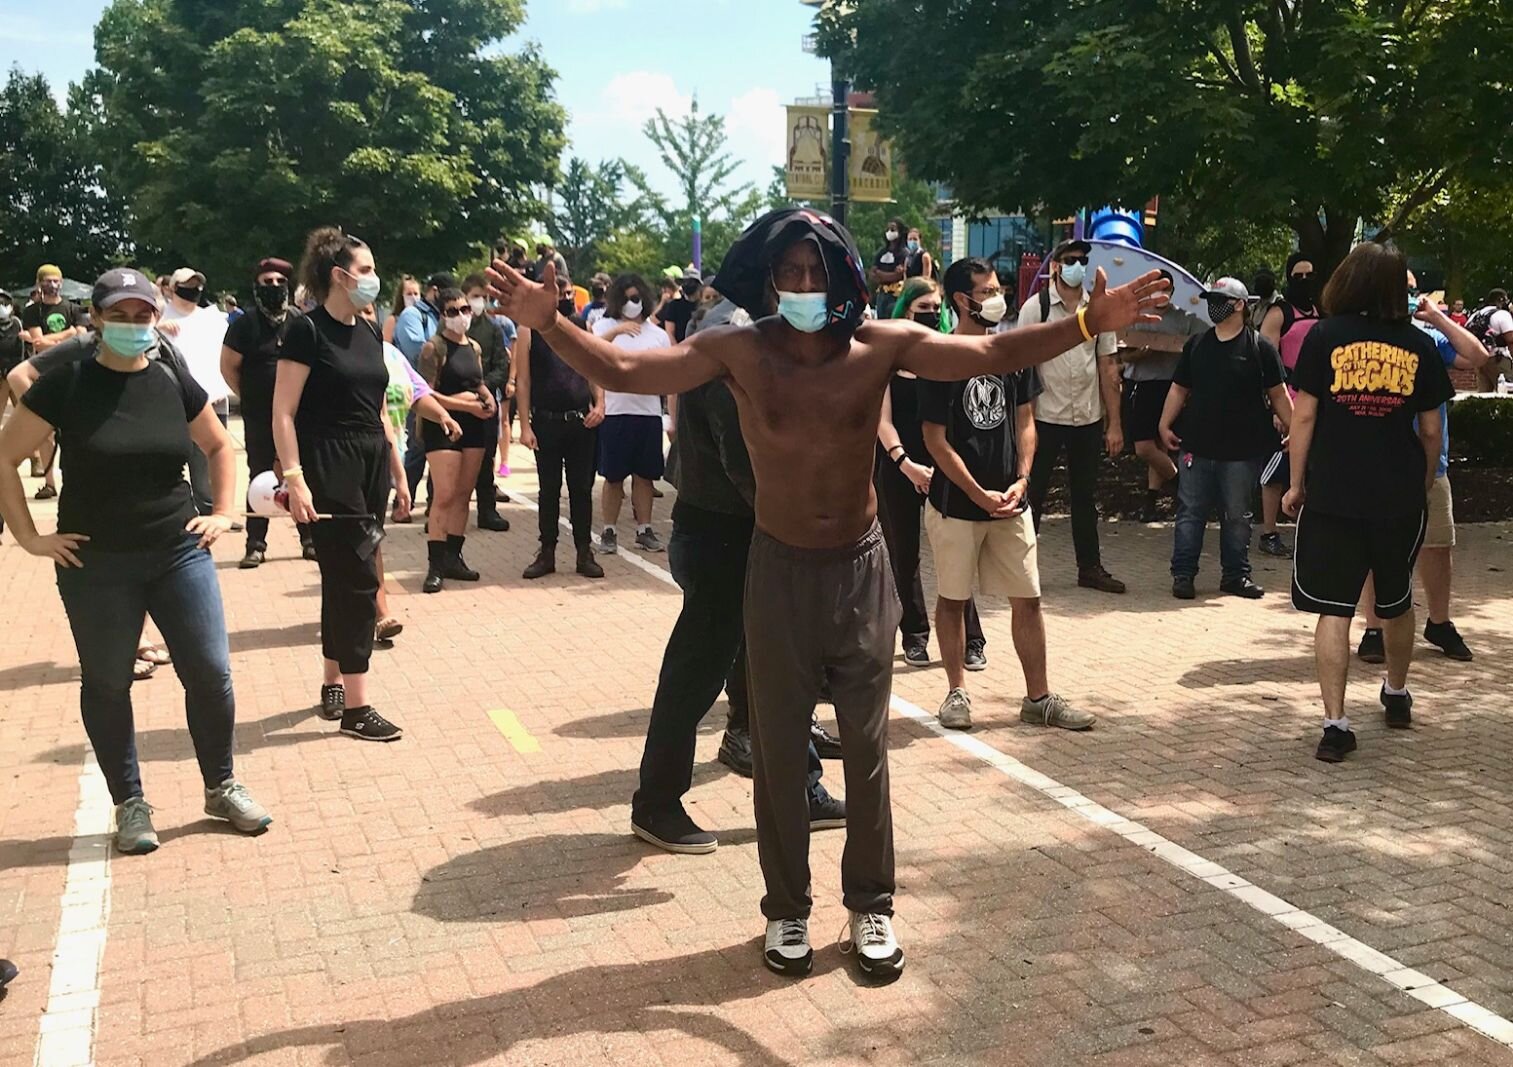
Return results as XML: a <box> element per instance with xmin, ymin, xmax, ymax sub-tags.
<box><xmin>821</xmin><ymin>0</ymin><xmax>1513</xmax><ymax>279</ymax></box>
<box><xmin>83</xmin><ymin>0</ymin><xmax>565</xmax><ymax>291</ymax></box>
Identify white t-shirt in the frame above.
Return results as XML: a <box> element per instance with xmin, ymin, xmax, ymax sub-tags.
<box><xmin>593</xmin><ymin>317</ymin><xmax>665</xmax><ymax>417</ymax></box>
<box><xmin>162</xmin><ymin>303</ymin><xmax>230</xmax><ymax>404</ymax></box>
<box><xmin>1487</xmin><ymin>308</ymin><xmax>1513</xmax><ymax>357</ymax></box>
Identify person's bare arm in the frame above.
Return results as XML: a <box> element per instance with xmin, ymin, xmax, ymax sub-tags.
<box><xmin>1158</xmin><ymin>382</ymin><xmax>1190</xmax><ymax>451</ymax></box>
<box><xmin>6</xmin><ymin>360</ymin><xmax>40</xmax><ymax>401</ymax></box>
<box><xmin>1015</xmin><ymin>401</ymin><xmax>1036</xmax><ymax>483</ymax></box>
<box><xmin>1283</xmin><ymin>392</ymin><xmax>1318</xmax><ymax>515</ymax></box>
<box><xmin>1099</xmin><ymin>349</ymin><xmax>1124</xmax><ymax>456</ymax></box>
<box><xmin>1267</xmin><ymin>383</ymin><xmax>1294</xmax><ymax>434</ymax></box>
<box><xmin>0</xmin><ymin>404</ymin><xmax>86</xmax><ymax>564</ymax></box>
<box><xmin>1260</xmin><ymin>305</ymin><xmax>1284</xmax><ymax>347</ymax></box>
<box><xmin>220</xmin><ymin>344</ymin><xmax>243</xmax><ymax>397</ymax></box>
<box><xmin>879</xmin><ymin>385</ymin><xmax>932</xmax><ymax>493</ymax></box>
<box><xmin>586</xmin><ymin>381</ymin><xmax>606</xmax><ymax>429</ymax></box>
<box><xmin>515</xmin><ymin>328</ymin><xmax>536</xmax><ymax>449</ymax></box>
<box><xmin>1417</xmin><ymin>406</ymin><xmax>1443</xmax><ymax>493</ymax></box>
<box><xmin>487</xmin><ymin>260</ymin><xmax>724</xmax><ymax>394</ymax></box>
<box><xmin>895</xmin><ymin>268</ymin><xmax>1170</xmax><ymax>381</ymax></box>
<box><xmin>23</xmin><ymin>325</ymin><xmax>79</xmax><ymax>351</ymax></box>
<box><xmin>1417</xmin><ymin>298</ymin><xmax>1488</xmax><ymax>369</ymax></box>
<box><xmin>922</xmin><ymin>421</ymin><xmax>1019</xmax><ymax>518</ymax></box>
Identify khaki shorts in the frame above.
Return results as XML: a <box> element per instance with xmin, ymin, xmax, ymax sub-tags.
<box><xmin>925</xmin><ymin>505</ymin><xmax>1041</xmax><ymax>601</ymax></box>
<box><xmin>1425</xmin><ymin>474</ymin><xmax>1455</xmax><ymax>549</ymax></box>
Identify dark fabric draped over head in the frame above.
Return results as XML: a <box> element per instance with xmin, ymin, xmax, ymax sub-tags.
<box><xmin>713</xmin><ymin>208</ymin><xmax>870</xmax><ymax>329</ymax></box>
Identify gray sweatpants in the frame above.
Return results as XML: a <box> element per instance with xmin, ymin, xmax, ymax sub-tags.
<box><xmin>745</xmin><ymin>522</ymin><xmax>901</xmax><ymax>920</ymax></box>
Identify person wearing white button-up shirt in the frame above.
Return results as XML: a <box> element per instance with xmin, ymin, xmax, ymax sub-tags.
<box><xmin>1019</xmin><ymin>239</ymin><xmax>1127</xmax><ymax>594</ymax></box>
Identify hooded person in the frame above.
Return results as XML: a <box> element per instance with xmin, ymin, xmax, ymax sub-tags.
<box><xmin>485</xmin><ymin>203</ymin><xmax>1172</xmax><ymax>982</ymax></box>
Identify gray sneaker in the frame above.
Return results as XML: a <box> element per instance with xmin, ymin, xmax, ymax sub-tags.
<box><xmin>938</xmin><ymin>688</ymin><xmax>972</xmax><ymax>730</ymax></box>
<box><xmin>596</xmin><ymin>527</ymin><xmax>618</xmax><ymax>555</ymax></box>
<box><xmin>1020</xmin><ymin>692</ymin><xmax>1095</xmax><ymax>731</ymax></box>
<box><xmin>634</xmin><ymin>527</ymin><xmax>664</xmax><ymax>552</ymax></box>
<box><xmin>204</xmin><ymin>779</ymin><xmax>272</xmax><ymax>834</ymax></box>
<box><xmin>115</xmin><ymin>797</ymin><xmax>159</xmax><ymax>855</ymax></box>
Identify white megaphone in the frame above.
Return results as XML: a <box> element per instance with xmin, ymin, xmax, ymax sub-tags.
<box><xmin>246</xmin><ymin>470</ymin><xmax>290</xmax><ymax>517</ymax></box>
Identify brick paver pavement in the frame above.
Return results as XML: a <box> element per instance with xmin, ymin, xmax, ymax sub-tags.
<box><xmin>2</xmin><ymin>420</ymin><xmax>1511</xmax><ymax>1066</ymax></box>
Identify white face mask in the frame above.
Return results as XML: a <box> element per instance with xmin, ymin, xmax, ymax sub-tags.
<box><xmin>0</xmin><ymin>305</ymin><xmax>11</xmax><ymax>321</ymax></box>
<box><xmin>446</xmin><ymin>311</ymin><xmax>472</xmax><ymax>334</ymax></box>
<box><xmin>622</xmin><ymin>299</ymin><xmax>643</xmax><ymax>320</ymax></box>
<box><xmin>885</xmin><ymin>230</ymin><xmax>899</xmax><ymax>242</ymax></box>
<box><xmin>403</xmin><ymin>292</ymin><xmax>420</xmax><ymax>308</ymax></box>
<box><xmin>967</xmin><ymin>293</ymin><xmax>1008</xmax><ymax>325</ymax></box>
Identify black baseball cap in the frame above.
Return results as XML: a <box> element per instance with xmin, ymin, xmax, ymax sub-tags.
<box><xmin>1050</xmin><ymin>239</ymin><xmax>1092</xmax><ymax>261</ymax></box>
<box><xmin>92</xmin><ymin>268</ymin><xmax>161</xmax><ymax>310</ymax></box>
<box><xmin>426</xmin><ymin>272</ymin><xmax>457</xmax><ymax>291</ymax></box>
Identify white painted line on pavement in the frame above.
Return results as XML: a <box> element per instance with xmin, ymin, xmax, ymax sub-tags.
<box><xmin>510</xmin><ymin>485</ymin><xmax>1513</xmax><ymax>1050</ymax></box>
<box><xmin>34</xmin><ymin>754</ymin><xmax>112</xmax><ymax>1067</ymax></box>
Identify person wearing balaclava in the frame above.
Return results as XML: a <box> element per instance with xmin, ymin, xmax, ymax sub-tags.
<box><xmin>1256</xmin><ymin>252</ymin><xmax>1321</xmax><ymax>558</ymax></box>
<box><xmin>222</xmin><ymin>256</ymin><xmax>315</xmax><ymax>568</ymax></box>
<box><xmin>1020</xmin><ymin>239</ymin><xmax>1128</xmax><ymax>594</ymax></box>
<box><xmin>1159</xmin><ymin>277</ymin><xmax>1291</xmax><ymax>602</ymax></box>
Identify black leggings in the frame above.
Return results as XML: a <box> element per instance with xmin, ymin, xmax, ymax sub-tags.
<box><xmin>304</xmin><ymin>431</ymin><xmax>390</xmax><ymax>674</ymax></box>
<box><xmin>874</xmin><ymin>457</ymin><xmax>983</xmax><ymax>644</ymax></box>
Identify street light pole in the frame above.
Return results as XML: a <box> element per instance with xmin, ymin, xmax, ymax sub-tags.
<box><xmin>800</xmin><ymin>0</ymin><xmax>849</xmax><ymax>225</ymax></box>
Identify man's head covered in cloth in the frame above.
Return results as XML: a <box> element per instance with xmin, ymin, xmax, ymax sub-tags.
<box><xmin>712</xmin><ymin>207</ymin><xmax>870</xmax><ymax>336</ymax></box>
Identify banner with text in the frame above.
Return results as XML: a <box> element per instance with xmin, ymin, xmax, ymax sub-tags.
<box><xmin>848</xmin><ymin>109</ymin><xmax>892</xmax><ymax>204</ymax></box>
<box><xmin>784</xmin><ymin>106</ymin><xmax>830</xmax><ymax>200</ymax></box>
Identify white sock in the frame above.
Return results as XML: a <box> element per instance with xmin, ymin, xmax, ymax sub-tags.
<box><xmin>1324</xmin><ymin>716</ymin><xmax>1351</xmax><ymax>732</ymax></box>
<box><xmin>1383</xmin><ymin>679</ymin><xmax>1409</xmax><ymax>696</ymax></box>
<box><xmin>638</xmin><ymin>524</ymin><xmax>652</xmax><ymax>534</ymax></box>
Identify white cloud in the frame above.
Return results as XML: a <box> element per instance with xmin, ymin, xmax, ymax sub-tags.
<box><xmin>724</xmin><ymin>87</ymin><xmax>786</xmax><ymax>183</ymax></box>
<box><xmin>599</xmin><ymin>71</ymin><xmax>692</xmax><ymax>127</ymax></box>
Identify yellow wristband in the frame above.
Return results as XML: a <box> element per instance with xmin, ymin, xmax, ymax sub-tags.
<box><xmin>282</xmin><ymin>465</ymin><xmax>304</xmax><ymax>480</ymax></box>
<box><xmin>1075</xmin><ymin>305</ymin><xmax>1095</xmax><ymax>344</ymax></box>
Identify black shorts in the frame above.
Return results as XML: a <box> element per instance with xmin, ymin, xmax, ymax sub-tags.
<box><xmin>597</xmin><ymin>414</ymin><xmax>664</xmax><ymax>481</ymax></box>
<box><xmin>1259</xmin><ymin>450</ymin><xmax>1290</xmax><ymax>489</ymax></box>
<box><xmin>1124</xmin><ymin>379</ymin><xmax>1173</xmax><ymax>444</ymax></box>
<box><xmin>423</xmin><ymin>409</ymin><xmax>496</xmax><ymax>453</ymax></box>
<box><xmin>1291</xmin><ymin>506</ymin><xmax>1426</xmax><ymax>619</ymax></box>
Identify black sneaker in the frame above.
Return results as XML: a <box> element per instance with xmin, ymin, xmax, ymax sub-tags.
<box><xmin>1258</xmin><ymin>532</ymin><xmax>1293</xmax><ymax>558</ymax></box>
<box><xmin>809</xmin><ymin>790</ymin><xmax>846</xmax><ymax>830</ymax></box>
<box><xmin>0</xmin><ymin>957</ymin><xmax>16</xmax><ymax>991</ymax></box>
<box><xmin>238</xmin><ymin>547</ymin><xmax>265</xmax><ymax>569</ymax></box>
<box><xmin>302</xmin><ymin>543</ymin><xmax>319</xmax><ymax>561</ymax></box>
<box><xmin>1219</xmin><ymin>576</ymin><xmax>1265</xmax><ymax>599</ymax></box>
<box><xmin>902</xmin><ymin>638</ymin><xmax>930</xmax><ymax>668</ymax></box>
<box><xmin>1172</xmin><ymin>575</ymin><xmax>1196</xmax><ymax>600</ymax></box>
<box><xmin>1424</xmin><ymin>620</ymin><xmax>1473</xmax><ymax>662</ymax></box>
<box><xmin>964</xmin><ymin>639</ymin><xmax>987</xmax><ymax>672</ymax></box>
<box><xmin>523</xmin><ymin>548</ymin><xmax>556</xmax><ymax>580</ymax></box>
<box><xmin>318</xmin><ymin>684</ymin><xmax>346</xmax><ymax>721</ymax></box>
<box><xmin>1078</xmin><ymin>566</ymin><xmax>1126</xmax><ymax>594</ymax></box>
<box><xmin>477</xmin><ymin>512</ymin><xmax>510</xmax><ymax>532</ymax></box>
<box><xmin>340</xmin><ymin>705</ymin><xmax>403</xmax><ymax>742</ymax></box>
<box><xmin>631</xmin><ymin>807</ymin><xmax>716</xmax><ymax>855</ymax></box>
<box><xmin>1315</xmin><ymin>725</ymin><xmax>1358</xmax><ymax>763</ymax></box>
<box><xmin>422</xmin><ymin>567</ymin><xmax>444</xmax><ymax>594</ymax></box>
<box><xmin>1357</xmin><ymin>628</ymin><xmax>1385</xmax><ymax>664</ymax></box>
<box><xmin>717</xmin><ymin>727</ymin><xmax>753</xmax><ymax>777</ymax></box>
<box><xmin>1380</xmin><ymin>685</ymin><xmax>1414</xmax><ymax>729</ymax></box>
<box><xmin>576</xmin><ymin>546</ymin><xmax>605</xmax><ymax>579</ymax></box>
<box><xmin>1139</xmin><ymin>500</ymin><xmax>1161</xmax><ymax>524</ymax></box>
<box><xmin>810</xmin><ymin>719</ymin><xmax>842</xmax><ymax>760</ymax></box>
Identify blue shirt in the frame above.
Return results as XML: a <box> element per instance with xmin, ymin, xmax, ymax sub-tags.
<box><xmin>492</xmin><ymin>314</ymin><xmax>517</xmax><ymax>350</ymax></box>
<box><xmin>393</xmin><ymin>302</ymin><xmax>438</xmax><ymax>367</ymax></box>
<box><xmin>1413</xmin><ymin>321</ymin><xmax>1456</xmax><ymax>477</ymax></box>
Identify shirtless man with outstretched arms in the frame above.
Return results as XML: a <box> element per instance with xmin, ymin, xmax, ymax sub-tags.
<box><xmin>489</xmin><ymin>209</ymin><xmax>1168</xmax><ymax>982</ymax></box>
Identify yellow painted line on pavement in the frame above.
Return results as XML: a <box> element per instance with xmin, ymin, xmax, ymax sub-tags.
<box><xmin>488</xmin><ymin>708</ymin><xmax>540</xmax><ymax>753</ymax></box>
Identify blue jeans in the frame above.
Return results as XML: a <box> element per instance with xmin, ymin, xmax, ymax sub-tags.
<box><xmin>1171</xmin><ymin>456</ymin><xmax>1260</xmax><ymax>582</ymax></box>
<box><xmin>56</xmin><ymin>534</ymin><xmax>236</xmax><ymax>804</ymax></box>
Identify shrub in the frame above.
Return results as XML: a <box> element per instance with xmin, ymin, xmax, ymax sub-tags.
<box><xmin>1449</xmin><ymin>396</ymin><xmax>1513</xmax><ymax>467</ymax></box>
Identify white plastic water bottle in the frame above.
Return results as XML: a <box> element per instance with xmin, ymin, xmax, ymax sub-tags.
<box><xmin>1499</xmin><ymin>374</ymin><xmax>1510</xmax><ymax>395</ymax></box>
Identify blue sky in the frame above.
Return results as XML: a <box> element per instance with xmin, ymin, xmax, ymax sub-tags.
<box><xmin>0</xmin><ymin>0</ymin><xmax>830</xmax><ymax>201</ymax></box>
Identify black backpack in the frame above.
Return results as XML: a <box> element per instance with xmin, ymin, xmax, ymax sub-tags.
<box><xmin>1465</xmin><ymin>305</ymin><xmax>1500</xmax><ymax>350</ymax></box>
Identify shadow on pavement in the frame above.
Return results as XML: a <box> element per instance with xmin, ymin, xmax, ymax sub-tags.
<box><xmin>31</xmin><ymin>707</ymin><xmax>335</xmax><ymax>770</ymax></box>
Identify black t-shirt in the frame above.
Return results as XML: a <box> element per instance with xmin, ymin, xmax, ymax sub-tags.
<box><xmin>1171</xmin><ymin>328</ymin><xmax>1285</xmax><ymax>460</ymax></box>
<box><xmin>658</xmin><ymin>297</ymin><xmax>696</xmax><ymax>343</ymax></box>
<box><xmin>22</xmin><ymin>300</ymin><xmax>87</xmax><ymax>341</ymax></box>
<box><xmin>277</xmin><ymin>306</ymin><xmax>387</xmax><ymax>437</ymax></box>
<box><xmin>1293</xmin><ymin>314</ymin><xmax>1454</xmax><ymax>517</ymax></box>
<box><xmin>23</xmin><ymin>356</ymin><xmax>207</xmax><ymax>550</ymax></box>
<box><xmin>0</xmin><ymin>318</ymin><xmax>22</xmax><ymax>368</ymax></box>
<box><xmin>873</xmin><ymin>245</ymin><xmax>906</xmax><ymax>277</ymax></box>
<box><xmin>224</xmin><ymin>309</ymin><xmax>291</xmax><ymax>426</ymax></box>
<box><xmin>919</xmin><ymin>369</ymin><xmax>1042</xmax><ymax>521</ymax></box>
<box><xmin>528</xmin><ymin>329</ymin><xmax>592</xmax><ymax>413</ymax></box>
<box><xmin>885</xmin><ymin>374</ymin><xmax>927</xmax><ymax>461</ymax></box>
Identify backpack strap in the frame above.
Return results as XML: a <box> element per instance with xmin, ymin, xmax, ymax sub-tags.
<box><xmin>1039</xmin><ymin>284</ymin><xmax>1051</xmax><ymax>324</ymax></box>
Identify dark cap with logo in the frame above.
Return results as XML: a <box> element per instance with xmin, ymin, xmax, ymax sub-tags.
<box><xmin>92</xmin><ymin>268</ymin><xmax>162</xmax><ymax>310</ymax></box>
<box><xmin>1050</xmin><ymin>239</ymin><xmax>1093</xmax><ymax>261</ymax></box>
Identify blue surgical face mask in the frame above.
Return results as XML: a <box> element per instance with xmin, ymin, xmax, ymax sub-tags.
<box><xmin>340</xmin><ymin>267</ymin><xmax>382</xmax><ymax>309</ymax></box>
<box><xmin>906</xmin><ymin>239</ymin><xmax>920</xmax><ymax>254</ymax></box>
<box><xmin>1060</xmin><ymin>262</ymin><xmax>1087</xmax><ymax>288</ymax></box>
<box><xmin>101</xmin><ymin>322</ymin><xmax>156</xmax><ymax>357</ymax></box>
<box><xmin>776</xmin><ymin>291</ymin><xmax>829</xmax><ymax>333</ymax></box>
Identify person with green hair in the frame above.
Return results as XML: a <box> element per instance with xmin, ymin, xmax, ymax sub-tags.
<box><xmin>875</xmin><ymin>275</ymin><xmax>987</xmax><ymax>669</ymax></box>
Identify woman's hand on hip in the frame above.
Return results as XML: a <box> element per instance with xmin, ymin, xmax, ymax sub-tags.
<box><xmin>186</xmin><ymin>513</ymin><xmax>234</xmax><ymax>549</ymax></box>
<box><xmin>25</xmin><ymin>531</ymin><xmax>88</xmax><ymax>567</ymax></box>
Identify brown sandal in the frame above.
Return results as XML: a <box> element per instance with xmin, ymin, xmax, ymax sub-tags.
<box><xmin>136</xmin><ymin>644</ymin><xmax>172</xmax><ymax>666</ymax></box>
<box><xmin>133</xmin><ymin>658</ymin><xmax>158</xmax><ymax>681</ymax></box>
<box><xmin>375</xmin><ymin>617</ymin><xmax>403</xmax><ymax>642</ymax></box>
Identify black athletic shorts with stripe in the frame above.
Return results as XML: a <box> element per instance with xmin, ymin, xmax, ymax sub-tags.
<box><xmin>1290</xmin><ymin>506</ymin><xmax>1426</xmax><ymax>619</ymax></box>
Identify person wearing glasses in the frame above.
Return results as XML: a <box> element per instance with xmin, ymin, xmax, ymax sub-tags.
<box><xmin>417</xmin><ymin>287</ymin><xmax>497</xmax><ymax>592</ymax></box>
<box><xmin>1021</xmin><ymin>239</ymin><xmax>1126</xmax><ymax>594</ymax></box>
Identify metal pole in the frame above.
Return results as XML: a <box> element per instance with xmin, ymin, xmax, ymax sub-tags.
<box><xmin>692</xmin><ymin>214</ymin><xmax>702</xmax><ymax>274</ymax></box>
<box><xmin>830</xmin><ymin>70</ymin><xmax>850</xmax><ymax>225</ymax></box>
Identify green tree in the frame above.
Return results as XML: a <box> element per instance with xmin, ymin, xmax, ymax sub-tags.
<box><xmin>821</xmin><ymin>0</ymin><xmax>1513</xmax><ymax>279</ymax></box>
<box><xmin>1394</xmin><ymin>177</ymin><xmax>1513</xmax><ymax>304</ymax></box>
<box><xmin>595</xmin><ymin>226</ymin><xmax>665</xmax><ymax>281</ymax></box>
<box><xmin>0</xmin><ymin>68</ymin><xmax>130</xmax><ymax>286</ymax></box>
<box><xmin>84</xmin><ymin>0</ymin><xmax>565</xmax><ymax>292</ymax></box>
<box><xmin>765</xmin><ymin>162</ymin><xmax>946</xmax><ymax>266</ymax></box>
<box><xmin>547</xmin><ymin>157</ymin><xmax>652</xmax><ymax>280</ymax></box>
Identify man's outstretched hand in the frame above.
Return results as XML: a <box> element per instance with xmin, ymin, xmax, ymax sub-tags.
<box><xmin>1084</xmin><ymin>268</ymin><xmax>1172</xmax><ymax>335</ymax></box>
<box><xmin>487</xmin><ymin>259</ymin><xmax>560</xmax><ymax>331</ymax></box>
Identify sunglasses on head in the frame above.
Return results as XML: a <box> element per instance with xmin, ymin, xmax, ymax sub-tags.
<box><xmin>1061</xmin><ymin>255</ymin><xmax>1089</xmax><ymax>267</ymax></box>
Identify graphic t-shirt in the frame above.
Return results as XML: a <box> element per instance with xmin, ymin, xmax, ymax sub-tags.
<box><xmin>1292</xmin><ymin>315</ymin><xmax>1454</xmax><ymax>517</ymax></box>
<box><xmin>593</xmin><ymin>318</ymin><xmax>664</xmax><ymax>417</ymax></box>
<box><xmin>919</xmin><ymin>369</ymin><xmax>1042</xmax><ymax>521</ymax></box>
<box><xmin>21</xmin><ymin>300</ymin><xmax>86</xmax><ymax>342</ymax></box>
<box><xmin>23</xmin><ymin>356</ymin><xmax>207</xmax><ymax>550</ymax></box>
<box><xmin>277</xmin><ymin>306</ymin><xmax>388</xmax><ymax>437</ymax></box>
<box><xmin>224</xmin><ymin>309</ymin><xmax>293</xmax><ymax>429</ymax></box>
<box><xmin>1172</xmin><ymin>328</ymin><xmax>1286</xmax><ymax>460</ymax></box>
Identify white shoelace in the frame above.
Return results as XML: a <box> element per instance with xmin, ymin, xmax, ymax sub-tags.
<box><xmin>777</xmin><ymin>918</ymin><xmax>807</xmax><ymax>947</ymax></box>
<box><xmin>838</xmin><ymin>913</ymin><xmax>890</xmax><ymax>954</ymax></box>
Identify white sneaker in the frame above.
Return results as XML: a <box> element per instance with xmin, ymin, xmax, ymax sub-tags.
<box><xmin>938</xmin><ymin>688</ymin><xmax>972</xmax><ymax>730</ymax></box>
<box><xmin>847</xmin><ymin>911</ymin><xmax>904</xmax><ymax>981</ymax></box>
<box><xmin>596</xmin><ymin>527</ymin><xmax>618</xmax><ymax>555</ymax></box>
<box><xmin>763</xmin><ymin>917</ymin><xmax>812</xmax><ymax>977</ymax></box>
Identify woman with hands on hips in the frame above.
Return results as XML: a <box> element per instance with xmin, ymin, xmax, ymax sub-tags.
<box><xmin>273</xmin><ymin>227</ymin><xmax>409</xmax><ymax>742</ymax></box>
<box><xmin>0</xmin><ymin>267</ymin><xmax>272</xmax><ymax>856</ymax></box>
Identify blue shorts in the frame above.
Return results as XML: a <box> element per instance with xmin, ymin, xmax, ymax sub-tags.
<box><xmin>597</xmin><ymin>414</ymin><xmax>664</xmax><ymax>481</ymax></box>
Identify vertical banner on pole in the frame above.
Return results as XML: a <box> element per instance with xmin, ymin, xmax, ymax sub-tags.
<box><xmin>785</xmin><ymin>106</ymin><xmax>830</xmax><ymax>200</ymax></box>
<box><xmin>847</xmin><ymin>109</ymin><xmax>892</xmax><ymax>203</ymax></box>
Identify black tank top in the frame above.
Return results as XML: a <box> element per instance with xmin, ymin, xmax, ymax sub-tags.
<box><xmin>435</xmin><ymin>335</ymin><xmax>483</xmax><ymax>393</ymax></box>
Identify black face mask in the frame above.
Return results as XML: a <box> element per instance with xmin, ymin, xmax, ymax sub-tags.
<box><xmin>255</xmin><ymin>282</ymin><xmax>289</xmax><ymax>317</ymax></box>
<box><xmin>175</xmin><ymin>285</ymin><xmax>203</xmax><ymax>305</ymax></box>
<box><xmin>557</xmin><ymin>298</ymin><xmax>576</xmax><ymax>317</ymax></box>
<box><xmin>911</xmin><ymin>310</ymin><xmax>939</xmax><ymax>328</ymax></box>
<box><xmin>1206</xmin><ymin>297</ymin><xmax>1241</xmax><ymax>324</ymax></box>
<box><xmin>1284</xmin><ymin>275</ymin><xmax>1314</xmax><ymax>310</ymax></box>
